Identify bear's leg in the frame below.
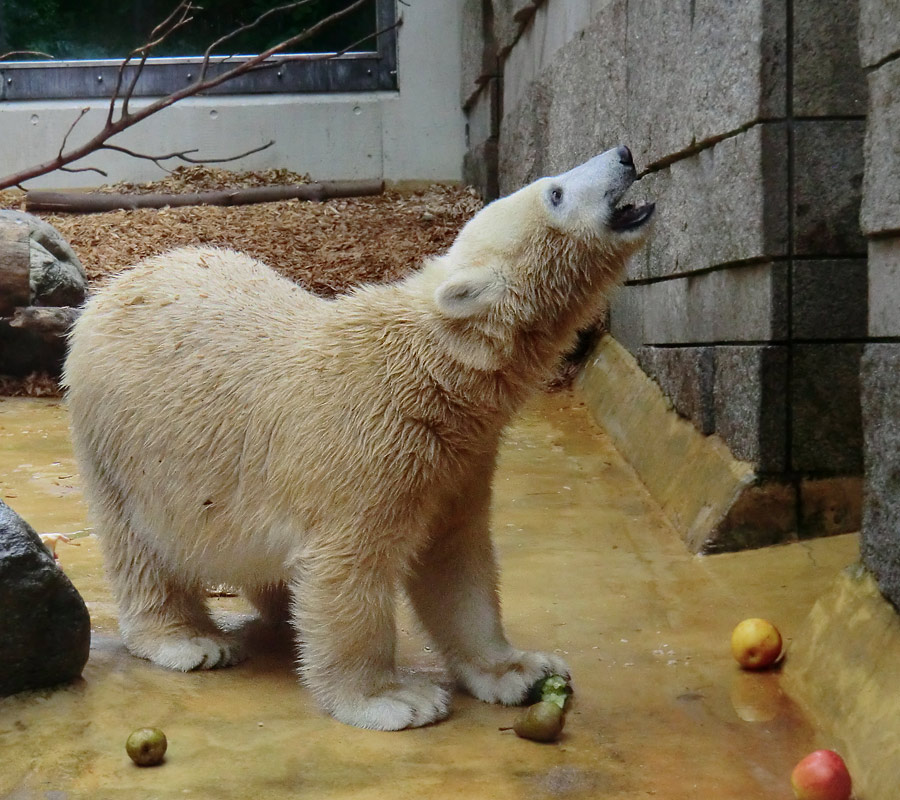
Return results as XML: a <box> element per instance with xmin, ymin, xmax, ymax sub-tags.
<box><xmin>288</xmin><ymin>546</ymin><xmax>451</xmax><ymax>731</ymax></box>
<box><xmin>89</xmin><ymin>475</ymin><xmax>244</xmax><ymax>671</ymax></box>
<box><xmin>245</xmin><ymin>582</ymin><xmax>292</xmax><ymax>626</ymax></box>
<box><xmin>405</xmin><ymin>467</ymin><xmax>570</xmax><ymax>705</ymax></box>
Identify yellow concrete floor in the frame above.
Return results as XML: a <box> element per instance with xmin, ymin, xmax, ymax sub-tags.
<box><xmin>0</xmin><ymin>393</ymin><xmax>858</xmax><ymax>800</ymax></box>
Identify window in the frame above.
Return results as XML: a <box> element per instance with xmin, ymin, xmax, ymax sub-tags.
<box><xmin>0</xmin><ymin>0</ymin><xmax>397</xmax><ymax>100</ymax></box>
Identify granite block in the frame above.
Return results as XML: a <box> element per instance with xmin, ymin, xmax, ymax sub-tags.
<box><xmin>858</xmin><ymin>0</ymin><xmax>900</xmax><ymax>68</ymax></box>
<box><xmin>626</xmin><ymin>0</ymin><xmax>787</xmax><ymax>167</ymax></box>
<box><xmin>791</xmin><ymin>343</ymin><xmax>864</xmax><ymax>474</ymax></box>
<box><xmin>608</xmin><ymin>284</ymin><xmax>644</xmax><ymax>356</ymax></box>
<box><xmin>541</xmin><ymin>0</ymin><xmax>628</xmax><ymax>175</ymax></box>
<box><xmin>860</xmin><ymin>344</ymin><xmax>900</xmax><ymax>607</ymax></box>
<box><xmin>791</xmin><ymin>259</ymin><xmax>868</xmax><ymax>340</ymax></box>
<box><xmin>641</xmin><ymin>262</ymin><xmax>788</xmax><ymax>344</ymax></box>
<box><xmin>498</xmin><ymin>76</ymin><xmax>550</xmax><ymax>193</ymax></box>
<box><xmin>792</xmin><ymin>120</ymin><xmax>867</xmax><ymax>256</ymax></box>
<box><xmin>861</xmin><ymin>60</ymin><xmax>900</xmax><ymax>237</ymax></box>
<box><xmin>638</xmin><ymin>124</ymin><xmax>789</xmax><ymax>280</ymax></box>
<box><xmin>461</xmin><ymin>0</ymin><xmax>497</xmax><ymax>108</ymax></box>
<box><xmin>637</xmin><ymin>345</ymin><xmax>716</xmax><ymax>435</ymax></box>
<box><xmin>868</xmin><ymin>237</ymin><xmax>900</xmax><ymax>337</ymax></box>
<box><xmin>715</xmin><ymin>345</ymin><xmax>789</xmax><ymax>473</ymax></box>
<box><xmin>462</xmin><ymin>139</ymin><xmax>499</xmax><ymax>202</ymax></box>
<box><xmin>792</xmin><ymin>0</ymin><xmax>867</xmax><ymax>116</ymax></box>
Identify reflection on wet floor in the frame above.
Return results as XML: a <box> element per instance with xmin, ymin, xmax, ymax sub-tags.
<box><xmin>0</xmin><ymin>393</ymin><xmax>858</xmax><ymax>799</ymax></box>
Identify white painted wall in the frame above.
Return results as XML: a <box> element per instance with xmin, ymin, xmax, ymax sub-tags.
<box><xmin>0</xmin><ymin>0</ymin><xmax>465</xmax><ymax>189</ymax></box>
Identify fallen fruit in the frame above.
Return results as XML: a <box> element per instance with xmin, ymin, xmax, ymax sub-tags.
<box><xmin>512</xmin><ymin>701</ymin><xmax>565</xmax><ymax>742</ymax></box>
<box><xmin>730</xmin><ymin>618</ymin><xmax>783</xmax><ymax>670</ymax></box>
<box><xmin>790</xmin><ymin>749</ymin><xmax>852</xmax><ymax>800</ymax></box>
<box><xmin>526</xmin><ymin>673</ymin><xmax>573</xmax><ymax>709</ymax></box>
<box><xmin>126</xmin><ymin>727</ymin><xmax>168</xmax><ymax>767</ymax></box>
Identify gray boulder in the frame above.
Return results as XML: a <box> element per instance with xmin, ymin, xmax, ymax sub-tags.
<box><xmin>0</xmin><ymin>209</ymin><xmax>88</xmax><ymax>307</ymax></box>
<box><xmin>0</xmin><ymin>500</ymin><xmax>91</xmax><ymax>696</ymax></box>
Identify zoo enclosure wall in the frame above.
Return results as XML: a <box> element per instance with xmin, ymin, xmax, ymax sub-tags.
<box><xmin>0</xmin><ymin>0</ymin><xmax>466</xmax><ymax>188</ymax></box>
<box><xmin>460</xmin><ymin>0</ymin><xmax>899</xmax><ymax>575</ymax></box>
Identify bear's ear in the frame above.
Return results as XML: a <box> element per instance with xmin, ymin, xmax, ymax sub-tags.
<box><xmin>434</xmin><ymin>270</ymin><xmax>505</xmax><ymax>319</ymax></box>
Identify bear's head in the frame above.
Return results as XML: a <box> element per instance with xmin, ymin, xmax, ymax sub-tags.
<box><xmin>433</xmin><ymin>146</ymin><xmax>654</xmax><ymax>341</ymax></box>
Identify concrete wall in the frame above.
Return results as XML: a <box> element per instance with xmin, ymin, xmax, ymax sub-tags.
<box><xmin>0</xmin><ymin>0</ymin><xmax>465</xmax><ymax>188</ymax></box>
<box><xmin>858</xmin><ymin>1</ymin><xmax>900</xmax><ymax>606</ymax></box>
<box><xmin>463</xmin><ymin>0</ymin><xmax>871</xmax><ymax>549</ymax></box>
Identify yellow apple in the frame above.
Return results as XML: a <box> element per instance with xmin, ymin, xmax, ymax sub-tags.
<box><xmin>730</xmin><ymin>618</ymin><xmax>783</xmax><ymax>670</ymax></box>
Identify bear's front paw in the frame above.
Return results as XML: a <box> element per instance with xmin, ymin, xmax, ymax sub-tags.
<box><xmin>455</xmin><ymin>650</ymin><xmax>570</xmax><ymax>705</ymax></box>
<box><xmin>327</xmin><ymin>676</ymin><xmax>452</xmax><ymax>731</ymax></box>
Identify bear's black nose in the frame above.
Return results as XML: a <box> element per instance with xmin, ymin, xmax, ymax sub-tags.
<box><xmin>617</xmin><ymin>145</ymin><xmax>634</xmax><ymax>167</ymax></box>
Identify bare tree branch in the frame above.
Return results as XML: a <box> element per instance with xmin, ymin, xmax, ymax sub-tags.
<box><xmin>0</xmin><ymin>0</ymin><xmax>401</xmax><ymax>191</ymax></box>
<box><xmin>0</xmin><ymin>50</ymin><xmax>55</xmax><ymax>61</ymax></box>
<box><xmin>100</xmin><ymin>140</ymin><xmax>276</xmax><ymax>172</ymax></box>
<box><xmin>118</xmin><ymin>1</ymin><xmax>197</xmax><ymax>120</ymax></box>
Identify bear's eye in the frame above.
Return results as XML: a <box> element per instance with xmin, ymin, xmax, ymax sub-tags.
<box><xmin>549</xmin><ymin>186</ymin><xmax>564</xmax><ymax>207</ymax></box>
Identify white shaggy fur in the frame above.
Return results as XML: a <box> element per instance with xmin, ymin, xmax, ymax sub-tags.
<box><xmin>63</xmin><ymin>148</ymin><xmax>653</xmax><ymax>730</ymax></box>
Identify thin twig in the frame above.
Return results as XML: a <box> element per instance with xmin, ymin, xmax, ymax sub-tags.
<box><xmin>199</xmin><ymin>0</ymin><xmax>317</xmax><ymax>84</ymax></box>
<box><xmin>59</xmin><ymin>165</ymin><xmax>108</xmax><ymax>176</ymax></box>
<box><xmin>112</xmin><ymin>0</ymin><xmax>196</xmax><ymax>123</ymax></box>
<box><xmin>0</xmin><ymin>50</ymin><xmax>55</xmax><ymax>61</ymax></box>
<box><xmin>57</xmin><ymin>108</ymin><xmax>91</xmax><ymax>158</ymax></box>
<box><xmin>100</xmin><ymin>139</ymin><xmax>275</xmax><ymax>170</ymax></box>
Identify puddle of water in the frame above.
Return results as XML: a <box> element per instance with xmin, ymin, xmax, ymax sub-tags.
<box><xmin>0</xmin><ymin>394</ymin><xmax>859</xmax><ymax>799</ymax></box>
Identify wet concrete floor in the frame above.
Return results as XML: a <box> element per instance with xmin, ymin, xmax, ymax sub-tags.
<box><xmin>0</xmin><ymin>393</ymin><xmax>858</xmax><ymax>800</ymax></box>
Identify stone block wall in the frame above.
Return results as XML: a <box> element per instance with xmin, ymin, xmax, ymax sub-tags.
<box><xmin>462</xmin><ymin>0</ymin><xmax>874</xmax><ymax>550</ymax></box>
<box><xmin>857</xmin><ymin>2</ymin><xmax>900</xmax><ymax>606</ymax></box>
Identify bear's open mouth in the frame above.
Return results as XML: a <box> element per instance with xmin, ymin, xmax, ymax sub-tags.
<box><xmin>609</xmin><ymin>202</ymin><xmax>656</xmax><ymax>231</ymax></box>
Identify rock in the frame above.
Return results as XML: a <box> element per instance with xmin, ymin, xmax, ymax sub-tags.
<box><xmin>0</xmin><ymin>305</ymin><xmax>79</xmax><ymax>377</ymax></box>
<box><xmin>0</xmin><ymin>209</ymin><xmax>88</xmax><ymax>307</ymax></box>
<box><xmin>0</xmin><ymin>500</ymin><xmax>91</xmax><ymax>696</ymax></box>
<box><xmin>861</xmin><ymin>344</ymin><xmax>900</xmax><ymax>608</ymax></box>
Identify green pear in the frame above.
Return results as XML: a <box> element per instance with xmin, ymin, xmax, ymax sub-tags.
<box><xmin>512</xmin><ymin>701</ymin><xmax>565</xmax><ymax>742</ymax></box>
<box><xmin>126</xmin><ymin>727</ymin><xmax>168</xmax><ymax>766</ymax></box>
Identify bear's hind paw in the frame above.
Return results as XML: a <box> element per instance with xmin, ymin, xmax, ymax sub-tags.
<box><xmin>127</xmin><ymin>632</ymin><xmax>245</xmax><ymax>672</ymax></box>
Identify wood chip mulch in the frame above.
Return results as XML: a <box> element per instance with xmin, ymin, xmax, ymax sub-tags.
<box><xmin>13</xmin><ymin>166</ymin><xmax>484</xmax><ymax>296</ymax></box>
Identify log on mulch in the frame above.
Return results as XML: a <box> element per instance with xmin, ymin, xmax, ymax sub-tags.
<box><xmin>25</xmin><ymin>179</ymin><xmax>384</xmax><ymax>213</ymax></box>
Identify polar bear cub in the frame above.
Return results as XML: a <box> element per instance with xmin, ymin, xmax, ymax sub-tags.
<box><xmin>63</xmin><ymin>146</ymin><xmax>654</xmax><ymax>730</ymax></box>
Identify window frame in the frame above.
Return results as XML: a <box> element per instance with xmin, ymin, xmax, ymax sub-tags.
<box><xmin>0</xmin><ymin>0</ymin><xmax>397</xmax><ymax>101</ymax></box>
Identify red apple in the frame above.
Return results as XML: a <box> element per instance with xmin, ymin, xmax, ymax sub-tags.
<box><xmin>790</xmin><ymin>750</ymin><xmax>852</xmax><ymax>800</ymax></box>
<box><xmin>730</xmin><ymin>618</ymin><xmax>783</xmax><ymax>669</ymax></box>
